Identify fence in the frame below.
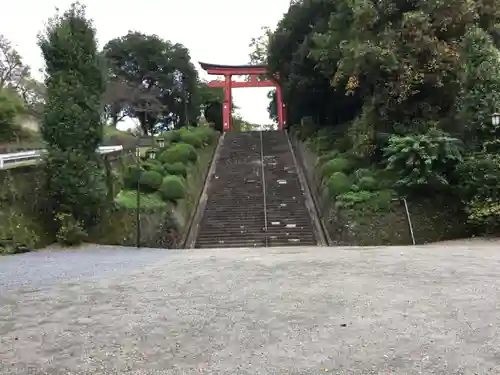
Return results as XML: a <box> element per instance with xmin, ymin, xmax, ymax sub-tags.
<box><xmin>0</xmin><ymin>146</ymin><xmax>123</xmax><ymax>170</ymax></box>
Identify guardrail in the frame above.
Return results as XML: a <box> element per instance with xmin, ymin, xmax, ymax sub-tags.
<box><xmin>0</xmin><ymin>145</ymin><xmax>124</xmax><ymax>170</ymax></box>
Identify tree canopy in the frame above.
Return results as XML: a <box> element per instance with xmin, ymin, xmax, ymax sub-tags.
<box><xmin>267</xmin><ymin>0</ymin><xmax>500</xmax><ymax>137</ymax></box>
<box><xmin>102</xmin><ymin>32</ymin><xmax>201</xmax><ymax>134</ymax></box>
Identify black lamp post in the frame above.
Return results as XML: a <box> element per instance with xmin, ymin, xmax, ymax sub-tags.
<box><xmin>135</xmin><ymin>142</ymin><xmax>141</xmax><ymax>248</ymax></box>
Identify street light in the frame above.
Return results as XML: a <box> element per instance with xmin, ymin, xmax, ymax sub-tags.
<box><xmin>157</xmin><ymin>137</ymin><xmax>165</xmax><ymax>148</ymax></box>
<box><xmin>492</xmin><ymin>112</ymin><xmax>500</xmax><ymax>126</ymax></box>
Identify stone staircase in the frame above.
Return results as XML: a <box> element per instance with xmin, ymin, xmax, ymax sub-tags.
<box><xmin>193</xmin><ymin>131</ymin><xmax>319</xmax><ymax>248</ymax></box>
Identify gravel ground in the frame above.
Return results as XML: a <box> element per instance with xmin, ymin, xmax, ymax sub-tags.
<box><xmin>1</xmin><ymin>241</ymin><xmax>500</xmax><ymax>374</ymax></box>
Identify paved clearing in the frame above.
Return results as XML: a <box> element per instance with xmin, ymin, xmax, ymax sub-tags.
<box><xmin>1</xmin><ymin>242</ymin><xmax>500</xmax><ymax>374</ymax></box>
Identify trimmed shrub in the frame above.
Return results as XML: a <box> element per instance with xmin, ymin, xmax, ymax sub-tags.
<box><xmin>326</xmin><ymin>172</ymin><xmax>352</xmax><ymax>197</ymax></box>
<box><xmin>143</xmin><ymin>161</ymin><xmax>165</xmax><ymax>176</ymax></box>
<box><xmin>123</xmin><ymin>165</ymin><xmax>142</xmax><ymax>189</ymax></box>
<box><xmin>138</xmin><ymin>170</ymin><xmax>163</xmax><ymax>193</ymax></box>
<box><xmin>357</xmin><ymin>176</ymin><xmax>378</xmax><ymax>191</ymax></box>
<box><xmin>159</xmin><ymin>175</ymin><xmax>186</xmax><ymax>202</ymax></box>
<box><xmin>180</xmin><ymin>131</ymin><xmax>203</xmax><ymax>149</ymax></box>
<box><xmin>160</xmin><ymin>143</ymin><xmax>198</xmax><ymax>165</ymax></box>
<box><xmin>320</xmin><ymin>157</ymin><xmax>352</xmax><ymax>180</ymax></box>
<box><xmin>164</xmin><ymin>130</ymin><xmax>181</xmax><ymax>144</ymax></box>
<box><xmin>164</xmin><ymin>162</ymin><xmax>188</xmax><ymax>177</ymax></box>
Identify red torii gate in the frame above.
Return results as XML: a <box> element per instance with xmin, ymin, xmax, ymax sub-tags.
<box><xmin>199</xmin><ymin>62</ymin><xmax>286</xmax><ymax>132</ymax></box>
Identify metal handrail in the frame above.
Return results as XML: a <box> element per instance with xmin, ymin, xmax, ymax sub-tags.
<box><xmin>0</xmin><ymin>146</ymin><xmax>123</xmax><ymax>169</ymax></box>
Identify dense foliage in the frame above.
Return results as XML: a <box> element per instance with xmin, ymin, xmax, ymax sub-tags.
<box><xmin>102</xmin><ymin>32</ymin><xmax>201</xmax><ymax>133</ymax></box>
<box><xmin>0</xmin><ymin>88</ymin><xmax>24</xmax><ymax>140</ymax></box>
<box><xmin>38</xmin><ymin>3</ymin><xmax>107</xmax><ymax>242</ymax></box>
<box><xmin>261</xmin><ymin>0</ymin><xmax>500</xmax><ymax>234</ymax></box>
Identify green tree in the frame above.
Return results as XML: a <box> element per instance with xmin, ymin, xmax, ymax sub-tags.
<box><xmin>0</xmin><ymin>35</ymin><xmax>30</xmax><ymax>90</ymax></box>
<box><xmin>455</xmin><ymin>27</ymin><xmax>500</xmax><ymax>151</ymax></box>
<box><xmin>0</xmin><ymin>88</ymin><xmax>24</xmax><ymax>140</ymax></box>
<box><xmin>103</xmin><ymin>32</ymin><xmax>200</xmax><ymax>134</ymax></box>
<box><xmin>249</xmin><ymin>26</ymin><xmax>272</xmax><ymax>65</ymax></box>
<box><xmin>38</xmin><ymin>2</ymin><xmax>107</xmax><ymax>232</ymax></box>
<box><xmin>1</xmin><ymin>34</ymin><xmax>45</xmax><ymax>117</ymax></box>
<box><xmin>267</xmin><ymin>0</ymin><xmax>351</xmax><ymax>126</ymax></box>
<box><xmin>267</xmin><ymin>0</ymin><xmax>500</xmax><ymax>142</ymax></box>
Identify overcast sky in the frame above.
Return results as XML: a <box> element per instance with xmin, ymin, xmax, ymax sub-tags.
<box><xmin>1</xmin><ymin>0</ymin><xmax>290</xmax><ymax>128</ymax></box>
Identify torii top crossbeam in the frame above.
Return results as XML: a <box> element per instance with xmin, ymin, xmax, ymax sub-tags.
<box><xmin>199</xmin><ymin>62</ymin><xmax>268</xmax><ymax>76</ymax></box>
<box><xmin>199</xmin><ymin>62</ymin><xmax>286</xmax><ymax>132</ymax></box>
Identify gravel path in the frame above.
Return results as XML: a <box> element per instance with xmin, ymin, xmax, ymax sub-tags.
<box><xmin>1</xmin><ymin>242</ymin><xmax>500</xmax><ymax>374</ymax></box>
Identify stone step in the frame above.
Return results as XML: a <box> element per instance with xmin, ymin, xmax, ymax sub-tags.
<box><xmin>194</xmin><ymin>131</ymin><xmax>318</xmax><ymax>249</ymax></box>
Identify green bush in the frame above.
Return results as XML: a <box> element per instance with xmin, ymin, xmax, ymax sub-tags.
<box><xmin>192</xmin><ymin>126</ymin><xmax>217</xmax><ymax>145</ymax></box>
<box><xmin>160</xmin><ymin>143</ymin><xmax>198</xmax><ymax>165</ymax></box>
<box><xmin>336</xmin><ymin>189</ymin><xmax>394</xmax><ymax>210</ymax></box>
<box><xmin>457</xmin><ymin>153</ymin><xmax>500</xmax><ymax>231</ymax></box>
<box><xmin>320</xmin><ymin>157</ymin><xmax>352</xmax><ymax>180</ymax></box>
<box><xmin>180</xmin><ymin>131</ymin><xmax>203</xmax><ymax>149</ymax></box>
<box><xmin>123</xmin><ymin>165</ymin><xmax>143</xmax><ymax>189</ymax></box>
<box><xmin>383</xmin><ymin>129</ymin><xmax>463</xmax><ymax>190</ymax></box>
<box><xmin>164</xmin><ymin>130</ymin><xmax>181</xmax><ymax>144</ymax></box>
<box><xmin>357</xmin><ymin>176</ymin><xmax>378</xmax><ymax>191</ymax></box>
<box><xmin>164</xmin><ymin>162</ymin><xmax>188</xmax><ymax>177</ymax></box>
<box><xmin>138</xmin><ymin>170</ymin><xmax>163</xmax><ymax>193</ymax></box>
<box><xmin>55</xmin><ymin>212</ymin><xmax>87</xmax><ymax>246</ymax></box>
<box><xmin>316</xmin><ymin>151</ymin><xmax>338</xmax><ymax>167</ymax></box>
<box><xmin>143</xmin><ymin>161</ymin><xmax>165</xmax><ymax>176</ymax></box>
<box><xmin>326</xmin><ymin>172</ymin><xmax>352</xmax><ymax>197</ymax></box>
<box><xmin>159</xmin><ymin>175</ymin><xmax>186</xmax><ymax>202</ymax></box>
<box><xmin>336</xmin><ymin>190</ymin><xmax>374</xmax><ymax>208</ymax></box>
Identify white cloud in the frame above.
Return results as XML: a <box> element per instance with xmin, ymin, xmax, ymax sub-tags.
<box><xmin>1</xmin><ymin>0</ymin><xmax>289</xmax><ymax>126</ymax></box>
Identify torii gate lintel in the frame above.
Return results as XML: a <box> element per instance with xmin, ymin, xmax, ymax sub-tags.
<box><xmin>199</xmin><ymin>62</ymin><xmax>286</xmax><ymax>132</ymax></box>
